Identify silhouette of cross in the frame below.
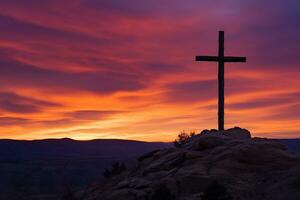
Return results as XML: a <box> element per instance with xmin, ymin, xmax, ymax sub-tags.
<box><xmin>195</xmin><ymin>31</ymin><xmax>246</xmax><ymax>130</ymax></box>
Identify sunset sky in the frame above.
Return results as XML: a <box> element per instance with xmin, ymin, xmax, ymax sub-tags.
<box><xmin>0</xmin><ymin>0</ymin><xmax>299</xmax><ymax>141</ymax></box>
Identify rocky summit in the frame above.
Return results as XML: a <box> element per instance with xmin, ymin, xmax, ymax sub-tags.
<box><xmin>83</xmin><ymin>127</ymin><xmax>300</xmax><ymax>200</ymax></box>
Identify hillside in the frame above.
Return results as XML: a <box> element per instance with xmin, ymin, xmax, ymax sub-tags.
<box><xmin>0</xmin><ymin>138</ymin><xmax>170</xmax><ymax>200</ymax></box>
<box><xmin>83</xmin><ymin>128</ymin><xmax>300</xmax><ymax>200</ymax></box>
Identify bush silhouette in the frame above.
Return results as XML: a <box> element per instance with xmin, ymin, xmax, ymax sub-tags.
<box><xmin>174</xmin><ymin>130</ymin><xmax>196</xmax><ymax>148</ymax></box>
<box><xmin>103</xmin><ymin>162</ymin><xmax>126</xmax><ymax>179</ymax></box>
<box><xmin>201</xmin><ymin>180</ymin><xmax>233</xmax><ymax>200</ymax></box>
<box><xmin>150</xmin><ymin>184</ymin><xmax>174</xmax><ymax>200</ymax></box>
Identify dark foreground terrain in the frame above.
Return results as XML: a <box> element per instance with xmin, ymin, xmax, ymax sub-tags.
<box><xmin>0</xmin><ymin>138</ymin><xmax>170</xmax><ymax>200</ymax></box>
<box><xmin>81</xmin><ymin>128</ymin><xmax>300</xmax><ymax>200</ymax></box>
<box><xmin>0</xmin><ymin>132</ymin><xmax>299</xmax><ymax>200</ymax></box>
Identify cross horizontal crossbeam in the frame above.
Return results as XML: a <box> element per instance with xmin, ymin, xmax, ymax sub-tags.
<box><xmin>195</xmin><ymin>56</ymin><xmax>246</xmax><ymax>62</ymax></box>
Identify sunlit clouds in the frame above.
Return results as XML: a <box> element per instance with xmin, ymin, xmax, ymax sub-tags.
<box><xmin>0</xmin><ymin>0</ymin><xmax>299</xmax><ymax>141</ymax></box>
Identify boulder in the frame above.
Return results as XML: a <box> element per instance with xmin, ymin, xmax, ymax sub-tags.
<box><xmin>200</xmin><ymin>127</ymin><xmax>251</xmax><ymax>139</ymax></box>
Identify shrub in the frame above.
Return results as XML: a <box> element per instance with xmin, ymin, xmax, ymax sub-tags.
<box><xmin>174</xmin><ymin>130</ymin><xmax>196</xmax><ymax>148</ymax></box>
<box><xmin>103</xmin><ymin>162</ymin><xmax>126</xmax><ymax>179</ymax></box>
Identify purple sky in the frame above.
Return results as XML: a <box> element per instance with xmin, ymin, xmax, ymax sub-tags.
<box><xmin>0</xmin><ymin>0</ymin><xmax>299</xmax><ymax>140</ymax></box>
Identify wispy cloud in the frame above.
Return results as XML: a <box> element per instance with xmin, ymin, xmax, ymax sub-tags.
<box><xmin>0</xmin><ymin>0</ymin><xmax>299</xmax><ymax>140</ymax></box>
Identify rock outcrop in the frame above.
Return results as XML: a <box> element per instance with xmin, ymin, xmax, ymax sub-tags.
<box><xmin>83</xmin><ymin>127</ymin><xmax>300</xmax><ymax>200</ymax></box>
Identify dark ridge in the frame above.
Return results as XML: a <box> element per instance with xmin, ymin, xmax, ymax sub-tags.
<box><xmin>277</xmin><ymin>139</ymin><xmax>300</xmax><ymax>153</ymax></box>
<box><xmin>0</xmin><ymin>138</ymin><xmax>171</xmax><ymax>199</ymax></box>
<box><xmin>0</xmin><ymin>138</ymin><xmax>171</xmax><ymax>161</ymax></box>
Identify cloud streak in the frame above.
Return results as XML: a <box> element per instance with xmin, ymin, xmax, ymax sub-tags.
<box><xmin>0</xmin><ymin>92</ymin><xmax>60</xmax><ymax>113</ymax></box>
<box><xmin>0</xmin><ymin>0</ymin><xmax>299</xmax><ymax>140</ymax></box>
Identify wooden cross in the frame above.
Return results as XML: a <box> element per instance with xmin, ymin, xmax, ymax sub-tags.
<box><xmin>195</xmin><ymin>31</ymin><xmax>246</xmax><ymax>130</ymax></box>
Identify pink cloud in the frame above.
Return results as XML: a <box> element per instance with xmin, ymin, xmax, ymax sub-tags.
<box><xmin>0</xmin><ymin>0</ymin><xmax>299</xmax><ymax>140</ymax></box>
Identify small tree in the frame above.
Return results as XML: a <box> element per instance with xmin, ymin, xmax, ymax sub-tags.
<box><xmin>189</xmin><ymin>130</ymin><xmax>196</xmax><ymax>137</ymax></box>
<box><xmin>174</xmin><ymin>130</ymin><xmax>196</xmax><ymax>148</ymax></box>
<box><xmin>103</xmin><ymin>162</ymin><xmax>126</xmax><ymax>179</ymax></box>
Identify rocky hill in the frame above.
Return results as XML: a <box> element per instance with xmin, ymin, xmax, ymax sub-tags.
<box><xmin>83</xmin><ymin>127</ymin><xmax>300</xmax><ymax>200</ymax></box>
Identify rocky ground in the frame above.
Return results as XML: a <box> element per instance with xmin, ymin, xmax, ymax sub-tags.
<box><xmin>82</xmin><ymin>127</ymin><xmax>300</xmax><ymax>200</ymax></box>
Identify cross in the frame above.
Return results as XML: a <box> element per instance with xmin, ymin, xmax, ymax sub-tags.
<box><xmin>195</xmin><ymin>31</ymin><xmax>246</xmax><ymax>130</ymax></box>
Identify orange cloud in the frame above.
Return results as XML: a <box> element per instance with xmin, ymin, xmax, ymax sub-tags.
<box><xmin>0</xmin><ymin>0</ymin><xmax>299</xmax><ymax>141</ymax></box>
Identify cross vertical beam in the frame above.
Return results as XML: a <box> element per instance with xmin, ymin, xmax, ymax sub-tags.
<box><xmin>195</xmin><ymin>31</ymin><xmax>246</xmax><ymax>131</ymax></box>
<box><xmin>218</xmin><ymin>31</ymin><xmax>225</xmax><ymax>130</ymax></box>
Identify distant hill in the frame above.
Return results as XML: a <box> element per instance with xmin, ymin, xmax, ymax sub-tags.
<box><xmin>278</xmin><ymin>139</ymin><xmax>300</xmax><ymax>153</ymax></box>
<box><xmin>0</xmin><ymin>138</ymin><xmax>170</xmax><ymax>160</ymax></box>
<box><xmin>0</xmin><ymin>138</ymin><xmax>170</xmax><ymax>200</ymax></box>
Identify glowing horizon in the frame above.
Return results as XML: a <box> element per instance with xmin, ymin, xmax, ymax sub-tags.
<box><xmin>0</xmin><ymin>0</ymin><xmax>299</xmax><ymax>141</ymax></box>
